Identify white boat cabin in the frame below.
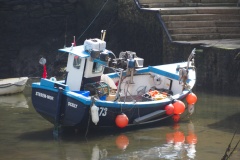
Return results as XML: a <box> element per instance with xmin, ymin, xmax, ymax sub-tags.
<box><xmin>59</xmin><ymin>38</ymin><xmax>111</xmax><ymax>91</ymax></box>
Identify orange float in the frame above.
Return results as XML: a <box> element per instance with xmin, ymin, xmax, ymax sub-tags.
<box><xmin>186</xmin><ymin>92</ymin><xmax>197</xmax><ymax>105</ymax></box>
<box><xmin>165</xmin><ymin>104</ymin><xmax>174</xmax><ymax>115</ymax></box>
<box><xmin>115</xmin><ymin>134</ymin><xmax>129</xmax><ymax>150</ymax></box>
<box><xmin>115</xmin><ymin>113</ymin><xmax>129</xmax><ymax>128</ymax></box>
<box><xmin>173</xmin><ymin>100</ymin><xmax>185</xmax><ymax>115</ymax></box>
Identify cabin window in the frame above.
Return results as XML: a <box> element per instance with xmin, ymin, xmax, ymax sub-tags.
<box><xmin>92</xmin><ymin>62</ymin><xmax>103</xmax><ymax>73</ymax></box>
<box><xmin>73</xmin><ymin>56</ymin><xmax>81</xmax><ymax>69</ymax></box>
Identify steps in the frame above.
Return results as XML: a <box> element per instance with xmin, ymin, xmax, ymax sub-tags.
<box><xmin>135</xmin><ymin>0</ymin><xmax>240</xmax><ymax>45</ymax></box>
<box><xmin>138</xmin><ymin>0</ymin><xmax>238</xmax><ymax>8</ymax></box>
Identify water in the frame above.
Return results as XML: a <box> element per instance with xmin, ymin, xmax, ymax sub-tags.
<box><xmin>0</xmin><ymin>81</ymin><xmax>240</xmax><ymax>160</ymax></box>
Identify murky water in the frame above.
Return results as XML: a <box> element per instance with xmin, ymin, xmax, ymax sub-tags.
<box><xmin>0</xmin><ymin>80</ymin><xmax>239</xmax><ymax>160</ymax></box>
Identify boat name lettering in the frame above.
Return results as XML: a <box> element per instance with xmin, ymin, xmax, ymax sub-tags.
<box><xmin>35</xmin><ymin>92</ymin><xmax>54</xmax><ymax>100</ymax></box>
<box><xmin>68</xmin><ymin>102</ymin><xmax>78</xmax><ymax>108</ymax></box>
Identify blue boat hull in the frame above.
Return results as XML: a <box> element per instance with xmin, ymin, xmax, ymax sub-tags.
<box><xmin>32</xmin><ymin>87</ymin><xmax>89</xmax><ymax>127</ymax></box>
<box><xmin>32</xmin><ymin>85</ymin><xmax>189</xmax><ymax>128</ymax></box>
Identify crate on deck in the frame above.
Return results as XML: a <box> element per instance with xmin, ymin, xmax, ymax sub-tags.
<box><xmin>84</xmin><ymin>82</ymin><xmax>109</xmax><ymax>99</ymax></box>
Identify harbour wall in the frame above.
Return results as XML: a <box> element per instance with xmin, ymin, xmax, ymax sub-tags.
<box><xmin>0</xmin><ymin>0</ymin><xmax>239</xmax><ymax>94</ymax></box>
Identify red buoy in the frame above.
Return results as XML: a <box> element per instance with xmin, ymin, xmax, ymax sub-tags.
<box><xmin>115</xmin><ymin>113</ymin><xmax>129</xmax><ymax>128</ymax></box>
<box><xmin>173</xmin><ymin>100</ymin><xmax>185</xmax><ymax>115</ymax></box>
<box><xmin>165</xmin><ymin>104</ymin><xmax>174</xmax><ymax>115</ymax></box>
<box><xmin>186</xmin><ymin>92</ymin><xmax>197</xmax><ymax>105</ymax></box>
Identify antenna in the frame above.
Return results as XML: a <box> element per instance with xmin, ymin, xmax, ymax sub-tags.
<box><xmin>101</xmin><ymin>30</ymin><xmax>106</xmax><ymax>41</ymax></box>
<box><xmin>64</xmin><ymin>17</ymin><xmax>68</xmax><ymax>48</ymax></box>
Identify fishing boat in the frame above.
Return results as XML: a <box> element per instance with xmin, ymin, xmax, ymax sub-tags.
<box><xmin>31</xmin><ymin>31</ymin><xmax>197</xmax><ymax>133</ymax></box>
<box><xmin>0</xmin><ymin>77</ymin><xmax>28</xmax><ymax>95</ymax></box>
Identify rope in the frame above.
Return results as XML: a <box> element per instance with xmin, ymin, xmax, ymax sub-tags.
<box><xmin>85</xmin><ymin>109</ymin><xmax>91</xmax><ymax>137</ymax></box>
<box><xmin>76</xmin><ymin>0</ymin><xmax>109</xmax><ymax>42</ymax></box>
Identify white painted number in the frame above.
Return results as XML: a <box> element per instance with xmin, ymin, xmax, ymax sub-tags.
<box><xmin>99</xmin><ymin>107</ymin><xmax>108</xmax><ymax>116</ymax></box>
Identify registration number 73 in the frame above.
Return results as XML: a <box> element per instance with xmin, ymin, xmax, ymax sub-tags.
<box><xmin>99</xmin><ymin>107</ymin><xmax>108</xmax><ymax>116</ymax></box>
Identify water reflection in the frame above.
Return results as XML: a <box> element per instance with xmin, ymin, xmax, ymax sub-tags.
<box><xmin>115</xmin><ymin>134</ymin><xmax>130</xmax><ymax>150</ymax></box>
<box><xmin>1</xmin><ymin>82</ymin><xmax>240</xmax><ymax>160</ymax></box>
<box><xmin>108</xmin><ymin>122</ymin><xmax>198</xmax><ymax>160</ymax></box>
<box><xmin>0</xmin><ymin>93</ymin><xmax>29</xmax><ymax>108</ymax></box>
<box><xmin>17</xmin><ymin>122</ymin><xmax>197</xmax><ymax>160</ymax></box>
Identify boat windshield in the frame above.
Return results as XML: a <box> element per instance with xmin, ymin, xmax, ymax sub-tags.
<box><xmin>92</xmin><ymin>62</ymin><xmax>103</xmax><ymax>73</ymax></box>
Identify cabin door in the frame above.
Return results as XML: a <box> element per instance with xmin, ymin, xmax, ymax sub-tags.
<box><xmin>65</xmin><ymin>54</ymin><xmax>86</xmax><ymax>90</ymax></box>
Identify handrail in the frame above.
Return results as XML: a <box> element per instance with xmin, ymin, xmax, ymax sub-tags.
<box><xmin>156</xmin><ymin>13</ymin><xmax>173</xmax><ymax>42</ymax></box>
<box><xmin>133</xmin><ymin>0</ymin><xmax>173</xmax><ymax>42</ymax></box>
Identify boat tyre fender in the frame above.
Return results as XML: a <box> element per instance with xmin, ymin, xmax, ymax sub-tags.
<box><xmin>178</xmin><ymin>68</ymin><xmax>188</xmax><ymax>85</ymax></box>
<box><xmin>91</xmin><ymin>104</ymin><xmax>99</xmax><ymax>125</ymax></box>
<box><xmin>90</xmin><ymin>97</ymin><xmax>99</xmax><ymax>125</ymax></box>
<box><xmin>153</xmin><ymin>75</ymin><xmax>162</xmax><ymax>86</ymax></box>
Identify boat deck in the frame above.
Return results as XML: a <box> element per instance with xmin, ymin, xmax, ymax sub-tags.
<box><xmin>120</xmin><ymin>95</ymin><xmax>144</xmax><ymax>102</ymax></box>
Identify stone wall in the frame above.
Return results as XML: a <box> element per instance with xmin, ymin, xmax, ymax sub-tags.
<box><xmin>117</xmin><ymin>0</ymin><xmax>163</xmax><ymax>66</ymax></box>
<box><xmin>0</xmin><ymin>0</ymin><xmax>240</xmax><ymax>94</ymax></box>
<box><xmin>0</xmin><ymin>0</ymin><xmax>76</xmax><ymax>77</ymax></box>
<box><xmin>161</xmin><ymin>39</ymin><xmax>240</xmax><ymax>94</ymax></box>
<box><xmin>0</xmin><ymin>0</ymin><xmax>118</xmax><ymax>78</ymax></box>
